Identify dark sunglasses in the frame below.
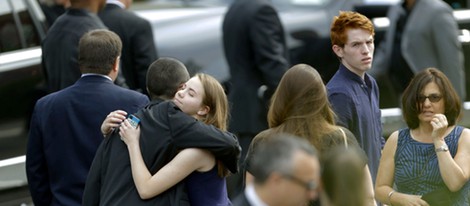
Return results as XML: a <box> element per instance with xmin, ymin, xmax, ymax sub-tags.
<box><xmin>418</xmin><ymin>94</ymin><xmax>442</xmax><ymax>103</ymax></box>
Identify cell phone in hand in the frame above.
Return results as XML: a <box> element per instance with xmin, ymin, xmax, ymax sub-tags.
<box><xmin>127</xmin><ymin>114</ymin><xmax>141</xmax><ymax>128</ymax></box>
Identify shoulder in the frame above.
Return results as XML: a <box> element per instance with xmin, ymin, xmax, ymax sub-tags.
<box><xmin>340</xmin><ymin>127</ymin><xmax>358</xmax><ymax>143</ymax></box>
<box><xmin>385</xmin><ymin>130</ymin><xmax>400</xmax><ymax>146</ymax></box>
<box><xmin>327</xmin><ymin>74</ymin><xmax>350</xmax><ymax>90</ymax></box>
<box><xmin>327</xmin><ymin>90</ymin><xmax>353</xmax><ymax>106</ymax></box>
<box><xmin>34</xmin><ymin>92</ymin><xmax>57</xmax><ymax>110</ymax></box>
<box><xmin>121</xmin><ymin>9</ymin><xmax>148</xmax><ymax>23</ymax></box>
<box><xmin>112</xmin><ymin>87</ymin><xmax>149</xmax><ymax>104</ymax></box>
<box><xmin>37</xmin><ymin>88</ymin><xmax>72</xmax><ymax>105</ymax></box>
<box><xmin>249</xmin><ymin>129</ymin><xmax>276</xmax><ymax>152</ymax></box>
<box><xmin>115</xmin><ymin>85</ymin><xmax>145</xmax><ymax>96</ymax></box>
<box><xmin>458</xmin><ymin>127</ymin><xmax>470</xmax><ymax>144</ymax></box>
<box><xmin>252</xmin><ymin>129</ymin><xmax>279</xmax><ymax>145</ymax></box>
<box><xmin>427</xmin><ymin>0</ymin><xmax>453</xmax><ymax>12</ymax></box>
<box><xmin>254</xmin><ymin>129</ymin><xmax>274</xmax><ymax>140</ymax></box>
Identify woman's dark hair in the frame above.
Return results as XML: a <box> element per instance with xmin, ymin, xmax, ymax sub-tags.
<box><xmin>401</xmin><ymin>68</ymin><xmax>461</xmax><ymax>129</ymax></box>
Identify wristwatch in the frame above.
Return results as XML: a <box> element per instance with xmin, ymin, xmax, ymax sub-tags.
<box><xmin>435</xmin><ymin>144</ymin><xmax>449</xmax><ymax>152</ymax></box>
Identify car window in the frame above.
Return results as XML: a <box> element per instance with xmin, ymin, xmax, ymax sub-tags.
<box><xmin>0</xmin><ymin>0</ymin><xmax>21</xmax><ymax>52</ymax></box>
<box><xmin>11</xmin><ymin>0</ymin><xmax>41</xmax><ymax>48</ymax></box>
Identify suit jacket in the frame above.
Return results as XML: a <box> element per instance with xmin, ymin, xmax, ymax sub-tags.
<box><xmin>26</xmin><ymin>75</ymin><xmax>149</xmax><ymax>206</ymax></box>
<box><xmin>373</xmin><ymin>0</ymin><xmax>465</xmax><ymax>99</ymax></box>
<box><xmin>222</xmin><ymin>0</ymin><xmax>289</xmax><ymax>134</ymax></box>
<box><xmin>99</xmin><ymin>4</ymin><xmax>158</xmax><ymax>94</ymax></box>
<box><xmin>42</xmin><ymin>9</ymin><xmax>107</xmax><ymax>92</ymax></box>
<box><xmin>82</xmin><ymin>100</ymin><xmax>241</xmax><ymax>205</ymax></box>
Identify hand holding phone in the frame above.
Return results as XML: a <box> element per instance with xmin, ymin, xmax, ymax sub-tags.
<box><xmin>127</xmin><ymin>114</ymin><xmax>141</xmax><ymax>128</ymax></box>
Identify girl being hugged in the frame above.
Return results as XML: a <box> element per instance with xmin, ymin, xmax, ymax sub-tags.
<box><xmin>120</xmin><ymin>73</ymin><xmax>232</xmax><ymax>206</ymax></box>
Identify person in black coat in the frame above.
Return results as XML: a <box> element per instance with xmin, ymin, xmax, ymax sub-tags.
<box><xmin>222</xmin><ymin>0</ymin><xmax>289</xmax><ymax>198</ymax></box>
<box><xmin>98</xmin><ymin>0</ymin><xmax>158</xmax><ymax>95</ymax></box>
<box><xmin>41</xmin><ymin>0</ymin><xmax>108</xmax><ymax>92</ymax></box>
<box><xmin>26</xmin><ymin>29</ymin><xmax>149</xmax><ymax>206</ymax></box>
<box><xmin>83</xmin><ymin>57</ymin><xmax>241</xmax><ymax>205</ymax></box>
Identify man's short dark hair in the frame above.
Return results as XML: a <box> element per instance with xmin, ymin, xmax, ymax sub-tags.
<box><xmin>78</xmin><ymin>29</ymin><xmax>122</xmax><ymax>75</ymax></box>
<box><xmin>146</xmin><ymin>57</ymin><xmax>190</xmax><ymax>100</ymax></box>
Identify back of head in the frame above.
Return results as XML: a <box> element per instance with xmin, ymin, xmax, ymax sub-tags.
<box><xmin>248</xmin><ymin>133</ymin><xmax>317</xmax><ymax>184</ymax></box>
<box><xmin>330</xmin><ymin>11</ymin><xmax>374</xmax><ymax>47</ymax></box>
<box><xmin>196</xmin><ymin>73</ymin><xmax>229</xmax><ymax>131</ymax></box>
<box><xmin>79</xmin><ymin>29</ymin><xmax>122</xmax><ymax>75</ymax></box>
<box><xmin>146</xmin><ymin>57</ymin><xmax>190</xmax><ymax>100</ymax></box>
<box><xmin>401</xmin><ymin>67</ymin><xmax>461</xmax><ymax>129</ymax></box>
<box><xmin>321</xmin><ymin>146</ymin><xmax>366</xmax><ymax>206</ymax></box>
<box><xmin>268</xmin><ymin>64</ymin><xmax>336</xmax><ymax>148</ymax></box>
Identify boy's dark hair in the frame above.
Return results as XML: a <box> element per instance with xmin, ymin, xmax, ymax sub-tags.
<box><xmin>146</xmin><ymin>57</ymin><xmax>190</xmax><ymax>100</ymax></box>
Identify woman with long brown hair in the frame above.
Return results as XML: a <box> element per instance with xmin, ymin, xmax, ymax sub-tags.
<box><xmin>247</xmin><ymin>64</ymin><xmax>376</xmax><ymax>206</ymax></box>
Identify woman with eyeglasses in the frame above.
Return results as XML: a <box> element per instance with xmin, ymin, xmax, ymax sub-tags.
<box><xmin>375</xmin><ymin>68</ymin><xmax>470</xmax><ymax>206</ymax></box>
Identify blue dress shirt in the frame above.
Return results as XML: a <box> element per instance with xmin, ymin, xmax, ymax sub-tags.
<box><xmin>326</xmin><ymin>64</ymin><xmax>384</xmax><ymax>184</ymax></box>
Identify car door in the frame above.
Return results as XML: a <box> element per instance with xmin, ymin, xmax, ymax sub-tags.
<box><xmin>0</xmin><ymin>0</ymin><xmax>46</xmax><ymax>147</ymax></box>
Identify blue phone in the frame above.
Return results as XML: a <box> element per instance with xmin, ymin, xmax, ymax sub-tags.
<box><xmin>127</xmin><ymin>114</ymin><xmax>141</xmax><ymax>128</ymax></box>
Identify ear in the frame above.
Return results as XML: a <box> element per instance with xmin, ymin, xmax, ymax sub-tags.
<box><xmin>197</xmin><ymin>105</ymin><xmax>210</xmax><ymax>116</ymax></box>
<box><xmin>268</xmin><ymin>172</ymin><xmax>284</xmax><ymax>186</ymax></box>
<box><xmin>332</xmin><ymin>45</ymin><xmax>343</xmax><ymax>58</ymax></box>
<box><xmin>112</xmin><ymin>57</ymin><xmax>120</xmax><ymax>73</ymax></box>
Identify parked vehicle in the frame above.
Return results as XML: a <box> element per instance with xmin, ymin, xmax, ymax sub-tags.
<box><xmin>1</xmin><ymin>0</ymin><xmax>470</xmax><ymax>146</ymax></box>
<box><xmin>0</xmin><ymin>0</ymin><xmax>47</xmax><ymax>142</ymax></box>
<box><xmin>132</xmin><ymin>0</ymin><xmax>470</xmax><ymax>135</ymax></box>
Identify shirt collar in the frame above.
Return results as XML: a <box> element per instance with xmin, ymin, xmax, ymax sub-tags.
<box><xmin>81</xmin><ymin>73</ymin><xmax>113</xmax><ymax>81</ymax></box>
<box><xmin>339</xmin><ymin>64</ymin><xmax>370</xmax><ymax>85</ymax></box>
<box><xmin>245</xmin><ymin>184</ymin><xmax>268</xmax><ymax>206</ymax></box>
<box><xmin>106</xmin><ymin>0</ymin><xmax>125</xmax><ymax>9</ymax></box>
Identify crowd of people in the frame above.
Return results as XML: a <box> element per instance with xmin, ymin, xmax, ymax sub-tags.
<box><xmin>26</xmin><ymin>0</ymin><xmax>470</xmax><ymax>205</ymax></box>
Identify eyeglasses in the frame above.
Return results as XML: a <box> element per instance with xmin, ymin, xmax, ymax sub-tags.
<box><xmin>283</xmin><ymin>174</ymin><xmax>317</xmax><ymax>191</ymax></box>
<box><xmin>418</xmin><ymin>94</ymin><xmax>442</xmax><ymax>103</ymax></box>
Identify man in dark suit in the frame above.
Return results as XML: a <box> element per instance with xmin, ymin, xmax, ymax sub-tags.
<box><xmin>233</xmin><ymin>133</ymin><xmax>320</xmax><ymax>206</ymax></box>
<box><xmin>83</xmin><ymin>57</ymin><xmax>241</xmax><ymax>205</ymax></box>
<box><xmin>99</xmin><ymin>0</ymin><xmax>158</xmax><ymax>95</ymax></box>
<box><xmin>222</xmin><ymin>0</ymin><xmax>289</xmax><ymax>198</ymax></box>
<box><xmin>41</xmin><ymin>0</ymin><xmax>108</xmax><ymax>93</ymax></box>
<box><xmin>26</xmin><ymin>30</ymin><xmax>149</xmax><ymax>206</ymax></box>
